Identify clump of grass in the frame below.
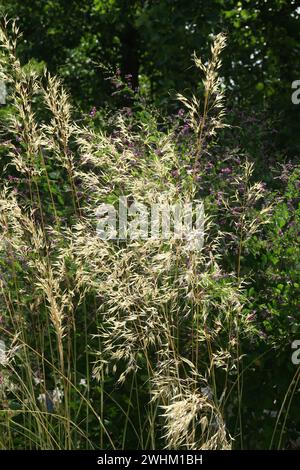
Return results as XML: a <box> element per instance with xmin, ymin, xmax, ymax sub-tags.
<box><xmin>0</xmin><ymin>19</ymin><xmax>272</xmax><ymax>450</ymax></box>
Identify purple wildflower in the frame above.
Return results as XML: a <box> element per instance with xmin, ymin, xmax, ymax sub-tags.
<box><xmin>182</xmin><ymin>123</ymin><xmax>190</xmax><ymax>135</ymax></box>
<box><xmin>89</xmin><ymin>107</ymin><xmax>97</xmax><ymax>118</ymax></box>
<box><xmin>221</xmin><ymin>167</ymin><xmax>232</xmax><ymax>174</ymax></box>
<box><xmin>8</xmin><ymin>175</ymin><xmax>18</xmax><ymax>182</ymax></box>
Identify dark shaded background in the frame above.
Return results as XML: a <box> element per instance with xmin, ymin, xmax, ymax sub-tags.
<box><xmin>1</xmin><ymin>0</ymin><xmax>299</xmax><ymax>155</ymax></box>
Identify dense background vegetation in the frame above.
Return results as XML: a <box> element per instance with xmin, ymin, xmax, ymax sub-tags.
<box><xmin>2</xmin><ymin>0</ymin><xmax>300</xmax><ymax>153</ymax></box>
<box><xmin>0</xmin><ymin>0</ymin><xmax>299</xmax><ymax>450</ymax></box>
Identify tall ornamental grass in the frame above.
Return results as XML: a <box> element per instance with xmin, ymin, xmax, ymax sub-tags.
<box><xmin>0</xmin><ymin>19</ymin><xmax>272</xmax><ymax>449</ymax></box>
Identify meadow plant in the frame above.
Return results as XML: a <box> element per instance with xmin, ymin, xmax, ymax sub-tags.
<box><xmin>0</xmin><ymin>19</ymin><xmax>278</xmax><ymax>450</ymax></box>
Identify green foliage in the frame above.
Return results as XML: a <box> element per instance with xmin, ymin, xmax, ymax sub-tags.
<box><xmin>0</xmin><ymin>8</ymin><xmax>299</xmax><ymax>450</ymax></box>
